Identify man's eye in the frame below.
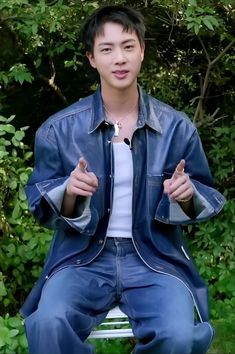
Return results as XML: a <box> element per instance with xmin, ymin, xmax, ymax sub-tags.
<box><xmin>101</xmin><ymin>48</ymin><xmax>111</xmax><ymax>53</ymax></box>
<box><xmin>125</xmin><ymin>45</ymin><xmax>134</xmax><ymax>50</ymax></box>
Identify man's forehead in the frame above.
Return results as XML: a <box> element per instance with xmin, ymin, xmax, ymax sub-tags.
<box><xmin>94</xmin><ymin>22</ymin><xmax>137</xmax><ymax>40</ymax></box>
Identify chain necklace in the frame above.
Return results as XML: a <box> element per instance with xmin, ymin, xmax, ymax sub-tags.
<box><xmin>104</xmin><ymin>101</ymin><xmax>138</xmax><ymax>137</ymax></box>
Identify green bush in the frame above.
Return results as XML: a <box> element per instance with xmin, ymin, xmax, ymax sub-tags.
<box><xmin>0</xmin><ymin>115</ymin><xmax>52</xmax><ymax>353</ymax></box>
<box><xmin>0</xmin><ymin>315</ymin><xmax>27</xmax><ymax>354</ymax></box>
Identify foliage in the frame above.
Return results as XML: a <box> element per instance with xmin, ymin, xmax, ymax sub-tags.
<box><xmin>0</xmin><ymin>0</ymin><xmax>234</xmax><ymax>353</ymax></box>
<box><xmin>88</xmin><ymin>338</ymin><xmax>134</xmax><ymax>353</ymax></box>
<box><xmin>0</xmin><ymin>314</ymin><xmax>27</xmax><ymax>354</ymax></box>
<box><xmin>0</xmin><ymin>115</ymin><xmax>52</xmax><ymax>352</ymax></box>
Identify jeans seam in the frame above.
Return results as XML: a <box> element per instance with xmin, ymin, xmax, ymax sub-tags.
<box><xmin>203</xmin><ymin>322</ymin><xmax>215</xmax><ymax>353</ymax></box>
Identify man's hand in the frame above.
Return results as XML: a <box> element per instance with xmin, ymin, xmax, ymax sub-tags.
<box><xmin>163</xmin><ymin>159</ymin><xmax>194</xmax><ymax>203</ymax></box>
<box><xmin>61</xmin><ymin>157</ymin><xmax>98</xmax><ymax>217</ymax></box>
<box><xmin>66</xmin><ymin>157</ymin><xmax>98</xmax><ymax>197</ymax></box>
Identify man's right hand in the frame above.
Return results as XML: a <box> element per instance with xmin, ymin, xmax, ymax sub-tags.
<box><xmin>61</xmin><ymin>157</ymin><xmax>98</xmax><ymax>217</ymax></box>
<box><xmin>66</xmin><ymin>157</ymin><xmax>98</xmax><ymax>197</ymax></box>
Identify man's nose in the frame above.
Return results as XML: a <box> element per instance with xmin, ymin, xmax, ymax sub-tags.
<box><xmin>114</xmin><ymin>48</ymin><xmax>127</xmax><ymax>64</ymax></box>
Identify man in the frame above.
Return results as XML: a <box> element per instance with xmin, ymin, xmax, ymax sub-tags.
<box><xmin>21</xmin><ymin>5</ymin><xmax>225</xmax><ymax>354</ymax></box>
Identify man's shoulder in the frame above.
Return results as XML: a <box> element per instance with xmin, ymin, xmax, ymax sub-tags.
<box><xmin>39</xmin><ymin>94</ymin><xmax>94</xmax><ymax>130</ymax></box>
<box><xmin>145</xmin><ymin>91</ymin><xmax>195</xmax><ymax>131</ymax></box>
<box><xmin>148</xmin><ymin>93</ymin><xmax>190</xmax><ymax>122</ymax></box>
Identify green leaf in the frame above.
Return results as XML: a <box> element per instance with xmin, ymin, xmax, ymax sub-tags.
<box><xmin>0</xmin><ymin>115</ymin><xmax>7</xmax><ymax>122</ymax></box>
<box><xmin>203</xmin><ymin>18</ymin><xmax>214</xmax><ymax>31</ymax></box>
<box><xmin>0</xmin><ymin>124</ymin><xmax>15</xmax><ymax>134</ymax></box>
<box><xmin>18</xmin><ymin>185</ymin><xmax>27</xmax><ymax>200</ymax></box>
<box><xmin>9</xmin><ymin>64</ymin><xmax>34</xmax><ymax>84</ymax></box>
<box><xmin>12</xmin><ymin>200</ymin><xmax>21</xmax><ymax>219</ymax></box>
<box><xmin>32</xmin><ymin>23</ymin><xmax>38</xmax><ymax>35</ymax></box>
<box><xmin>9</xmin><ymin>329</ymin><xmax>19</xmax><ymax>338</ymax></box>
<box><xmin>187</xmin><ymin>22</ymin><xmax>195</xmax><ymax>30</ymax></box>
<box><xmin>0</xmin><ymin>72</ymin><xmax>9</xmax><ymax>85</ymax></box>
<box><xmin>9</xmin><ymin>180</ymin><xmax>18</xmax><ymax>190</ymax></box>
<box><xmin>8</xmin><ymin>317</ymin><xmax>22</xmax><ymax>329</ymax></box>
<box><xmin>0</xmin><ymin>280</ymin><xmax>7</xmax><ymax>297</ymax></box>
<box><xmin>0</xmin><ymin>151</ymin><xmax>8</xmax><ymax>159</ymax></box>
<box><xmin>6</xmin><ymin>115</ymin><xmax>16</xmax><ymax>123</ymax></box>
<box><xmin>194</xmin><ymin>23</ymin><xmax>200</xmax><ymax>35</ymax></box>
<box><xmin>11</xmin><ymin>136</ymin><xmax>20</xmax><ymax>147</ymax></box>
<box><xmin>19</xmin><ymin>333</ymin><xmax>28</xmax><ymax>348</ymax></box>
<box><xmin>210</xmin><ymin>16</ymin><xmax>219</xmax><ymax>27</ymax></box>
<box><xmin>14</xmin><ymin>130</ymin><xmax>25</xmax><ymax>141</ymax></box>
<box><xmin>189</xmin><ymin>0</ymin><xmax>197</xmax><ymax>6</ymax></box>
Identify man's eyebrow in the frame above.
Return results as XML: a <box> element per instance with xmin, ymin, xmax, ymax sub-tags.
<box><xmin>98</xmin><ymin>39</ymin><xmax>137</xmax><ymax>47</ymax></box>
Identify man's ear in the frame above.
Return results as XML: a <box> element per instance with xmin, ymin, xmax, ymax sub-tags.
<box><xmin>140</xmin><ymin>43</ymin><xmax>145</xmax><ymax>62</ymax></box>
<box><xmin>86</xmin><ymin>51</ymin><xmax>96</xmax><ymax>69</ymax></box>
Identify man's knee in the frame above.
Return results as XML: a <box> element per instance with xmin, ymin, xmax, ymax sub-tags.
<box><xmin>157</xmin><ymin>324</ymin><xmax>193</xmax><ymax>354</ymax></box>
<box><xmin>25</xmin><ymin>304</ymin><xmax>92</xmax><ymax>336</ymax></box>
<box><xmin>135</xmin><ymin>323</ymin><xmax>193</xmax><ymax>354</ymax></box>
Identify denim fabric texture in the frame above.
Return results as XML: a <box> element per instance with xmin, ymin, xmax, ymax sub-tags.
<box><xmin>25</xmin><ymin>238</ymin><xmax>214</xmax><ymax>354</ymax></box>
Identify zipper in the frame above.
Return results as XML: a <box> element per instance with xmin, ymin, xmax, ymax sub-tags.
<box><xmin>181</xmin><ymin>245</ymin><xmax>190</xmax><ymax>260</ymax></box>
<box><xmin>109</xmin><ymin>140</ymin><xmax>114</xmax><ymax>215</ymax></box>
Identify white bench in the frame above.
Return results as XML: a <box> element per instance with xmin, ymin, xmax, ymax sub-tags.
<box><xmin>88</xmin><ymin>306</ymin><xmax>134</xmax><ymax>339</ymax></box>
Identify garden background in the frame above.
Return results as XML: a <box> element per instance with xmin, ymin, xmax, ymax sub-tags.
<box><xmin>0</xmin><ymin>0</ymin><xmax>234</xmax><ymax>353</ymax></box>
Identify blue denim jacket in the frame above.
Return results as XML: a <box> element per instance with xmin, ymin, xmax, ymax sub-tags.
<box><xmin>21</xmin><ymin>86</ymin><xmax>225</xmax><ymax>322</ymax></box>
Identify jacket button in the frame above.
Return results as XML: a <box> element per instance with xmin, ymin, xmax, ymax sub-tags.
<box><xmin>98</xmin><ymin>239</ymin><xmax>104</xmax><ymax>244</ymax></box>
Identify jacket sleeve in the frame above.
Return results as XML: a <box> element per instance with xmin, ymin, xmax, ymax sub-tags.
<box><xmin>25</xmin><ymin>125</ymin><xmax>99</xmax><ymax>234</ymax></box>
<box><xmin>155</xmin><ymin>130</ymin><xmax>226</xmax><ymax>225</ymax></box>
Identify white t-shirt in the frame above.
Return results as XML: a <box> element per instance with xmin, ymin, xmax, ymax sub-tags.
<box><xmin>106</xmin><ymin>142</ymin><xmax>133</xmax><ymax>238</ymax></box>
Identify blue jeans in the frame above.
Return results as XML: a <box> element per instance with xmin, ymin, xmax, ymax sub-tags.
<box><xmin>25</xmin><ymin>238</ymin><xmax>214</xmax><ymax>354</ymax></box>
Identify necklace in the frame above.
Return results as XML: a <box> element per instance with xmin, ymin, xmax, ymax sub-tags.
<box><xmin>104</xmin><ymin>101</ymin><xmax>138</xmax><ymax>137</ymax></box>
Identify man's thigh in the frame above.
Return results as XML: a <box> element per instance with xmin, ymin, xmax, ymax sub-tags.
<box><xmin>120</xmin><ymin>255</ymin><xmax>194</xmax><ymax>330</ymax></box>
<box><xmin>38</xmin><ymin>261</ymin><xmax>117</xmax><ymax>315</ymax></box>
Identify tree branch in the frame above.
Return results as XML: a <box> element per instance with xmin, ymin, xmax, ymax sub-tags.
<box><xmin>193</xmin><ymin>38</ymin><xmax>235</xmax><ymax>124</ymax></box>
<box><xmin>37</xmin><ymin>61</ymin><xmax>68</xmax><ymax>106</ymax></box>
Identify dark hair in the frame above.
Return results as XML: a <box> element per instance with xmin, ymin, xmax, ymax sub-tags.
<box><xmin>80</xmin><ymin>5</ymin><xmax>145</xmax><ymax>53</ymax></box>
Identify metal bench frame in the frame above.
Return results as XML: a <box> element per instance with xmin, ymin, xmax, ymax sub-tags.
<box><xmin>88</xmin><ymin>306</ymin><xmax>134</xmax><ymax>339</ymax></box>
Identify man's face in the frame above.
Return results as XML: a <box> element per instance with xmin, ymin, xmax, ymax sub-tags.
<box><xmin>86</xmin><ymin>22</ymin><xmax>145</xmax><ymax>91</ymax></box>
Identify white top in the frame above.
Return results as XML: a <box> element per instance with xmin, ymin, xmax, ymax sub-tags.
<box><xmin>106</xmin><ymin>142</ymin><xmax>133</xmax><ymax>238</ymax></box>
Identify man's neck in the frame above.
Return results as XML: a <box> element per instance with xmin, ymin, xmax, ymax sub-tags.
<box><xmin>101</xmin><ymin>84</ymin><xmax>139</xmax><ymax>117</ymax></box>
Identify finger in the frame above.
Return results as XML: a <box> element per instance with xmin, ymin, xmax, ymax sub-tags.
<box><xmin>163</xmin><ymin>179</ymin><xmax>171</xmax><ymax>194</ymax></box>
<box><xmin>77</xmin><ymin>157</ymin><xmax>88</xmax><ymax>172</ymax></box>
<box><xmin>172</xmin><ymin>159</ymin><xmax>186</xmax><ymax>180</ymax></box>
<box><xmin>71</xmin><ymin>170</ymin><xmax>98</xmax><ymax>188</ymax></box>
<box><xmin>169</xmin><ymin>183</ymin><xmax>193</xmax><ymax>200</ymax></box>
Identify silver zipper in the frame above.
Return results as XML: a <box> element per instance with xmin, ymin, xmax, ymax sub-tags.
<box><xmin>181</xmin><ymin>245</ymin><xmax>190</xmax><ymax>260</ymax></box>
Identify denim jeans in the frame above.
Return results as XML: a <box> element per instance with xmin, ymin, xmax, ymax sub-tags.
<box><xmin>25</xmin><ymin>237</ymin><xmax>214</xmax><ymax>354</ymax></box>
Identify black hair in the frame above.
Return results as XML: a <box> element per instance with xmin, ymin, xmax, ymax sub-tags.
<box><xmin>80</xmin><ymin>5</ymin><xmax>145</xmax><ymax>53</ymax></box>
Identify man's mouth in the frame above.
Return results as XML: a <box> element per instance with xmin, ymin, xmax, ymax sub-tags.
<box><xmin>112</xmin><ymin>70</ymin><xmax>129</xmax><ymax>79</ymax></box>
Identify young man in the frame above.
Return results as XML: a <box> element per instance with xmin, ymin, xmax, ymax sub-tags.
<box><xmin>21</xmin><ymin>5</ymin><xmax>225</xmax><ymax>354</ymax></box>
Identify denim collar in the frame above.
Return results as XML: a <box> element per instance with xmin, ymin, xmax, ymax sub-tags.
<box><xmin>88</xmin><ymin>85</ymin><xmax>162</xmax><ymax>134</ymax></box>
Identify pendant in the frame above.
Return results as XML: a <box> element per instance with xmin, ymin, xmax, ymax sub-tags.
<box><xmin>114</xmin><ymin>121</ymin><xmax>121</xmax><ymax>137</ymax></box>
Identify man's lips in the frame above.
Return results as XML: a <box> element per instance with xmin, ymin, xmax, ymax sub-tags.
<box><xmin>112</xmin><ymin>70</ymin><xmax>129</xmax><ymax>79</ymax></box>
